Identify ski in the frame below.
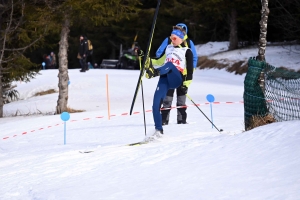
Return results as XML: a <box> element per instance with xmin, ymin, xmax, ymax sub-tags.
<box><xmin>126</xmin><ymin>141</ymin><xmax>149</xmax><ymax>146</ymax></box>
<box><xmin>80</xmin><ymin>138</ymin><xmax>160</xmax><ymax>152</ymax></box>
<box><xmin>79</xmin><ymin>142</ymin><xmax>148</xmax><ymax>152</ymax></box>
<box><xmin>129</xmin><ymin>0</ymin><xmax>161</xmax><ymax>115</ymax></box>
<box><xmin>127</xmin><ymin>134</ymin><xmax>161</xmax><ymax>146</ymax></box>
<box><xmin>127</xmin><ymin>139</ymin><xmax>159</xmax><ymax>146</ymax></box>
<box><xmin>79</xmin><ymin>150</ymin><xmax>94</xmax><ymax>153</ymax></box>
<box><xmin>79</xmin><ymin>133</ymin><xmax>163</xmax><ymax>153</ymax></box>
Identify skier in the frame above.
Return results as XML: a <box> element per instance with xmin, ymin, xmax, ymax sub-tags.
<box><xmin>141</xmin><ymin>26</ymin><xmax>194</xmax><ymax>138</ymax></box>
<box><xmin>156</xmin><ymin>23</ymin><xmax>198</xmax><ymax>125</ymax></box>
<box><xmin>78</xmin><ymin>35</ymin><xmax>88</xmax><ymax>72</ymax></box>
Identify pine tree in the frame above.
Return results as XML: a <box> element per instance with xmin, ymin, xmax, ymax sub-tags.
<box><xmin>0</xmin><ymin>0</ymin><xmax>49</xmax><ymax>117</ymax></box>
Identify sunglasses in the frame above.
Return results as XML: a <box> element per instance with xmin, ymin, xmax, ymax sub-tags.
<box><xmin>170</xmin><ymin>36</ymin><xmax>180</xmax><ymax>41</ymax></box>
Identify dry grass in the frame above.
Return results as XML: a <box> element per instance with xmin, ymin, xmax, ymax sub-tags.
<box><xmin>197</xmin><ymin>55</ymin><xmax>298</xmax><ymax>75</ymax></box>
<box><xmin>227</xmin><ymin>61</ymin><xmax>248</xmax><ymax>75</ymax></box>
<box><xmin>246</xmin><ymin>114</ymin><xmax>276</xmax><ymax>131</ymax></box>
<box><xmin>5</xmin><ymin>106</ymin><xmax>85</xmax><ymax>117</ymax></box>
<box><xmin>32</xmin><ymin>90</ymin><xmax>84</xmax><ymax>113</ymax></box>
<box><xmin>34</xmin><ymin>89</ymin><xmax>57</xmax><ymax>96</ymax></box>
<box><xmin>65</xmin><ymin>107</ymin><xmax>85</xmax><ymax>113</ymax></box>
<box><xmin>198</xmin><ymin>56</ymin><xmax>226</xmax><ymax>70</ymax></box>
<box><xmin>198</xmin><ymin>56</ymin><xmax>249</xmax><ymax>75</ymax></box>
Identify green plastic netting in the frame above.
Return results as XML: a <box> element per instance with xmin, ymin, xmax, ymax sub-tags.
<box><xmin>244</xmin><ymin>58</ymin><xmax>268</xmax><ymax>130</ymax></box>
<box><xmin>264</xmin><ymin>65</ymin><xmax>300</xmax><ymax>122</ymax></box>
<box><xmin>244</xmin><ymin>57</ymin><xmax>300</xmax><ymax>130</ymax></box>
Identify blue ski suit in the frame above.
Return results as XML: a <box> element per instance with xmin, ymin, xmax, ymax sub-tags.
<box><xmin>151</xmin><ymin>44</ymin><xmax>194</xmax><ymax>131</ymax></box>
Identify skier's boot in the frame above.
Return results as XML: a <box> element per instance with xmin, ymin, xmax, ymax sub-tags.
<box><xmin>162</xmin><ymin>120</ymin><xmax>169</xmax><ymax>126</ymax></box>
<box><xmin>152</xmin><ymin>129</ymin><xmax>163</xmax><ymax>138</ymax></box>
<box><xmin>177</xmin><ymin>121</ymin><xmax>188</xmax><ymax>124</ymax></box>
<box><xmin>144</xmin><ymin>129</ymin><xmax>163</xmax><ymax>142</ymax></box>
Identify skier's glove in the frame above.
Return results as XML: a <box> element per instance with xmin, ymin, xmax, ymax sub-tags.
<box><xmin>144</xmin><ymin>57</ymin><xmax>151</xmax><ymax>69</ymax></box>
<box><xmin>180</xmin><ymin>86</ymin><xmax>188</xmax><ymax>94</ymax></box>
<box><xmin>145</xmin><ymin>66</ymin><xmax>159</xmax><ymax>79</ymax></box>
<box><xmin>181</xmin><ymin>80</ymin><xmax>192</xmax><ymax>94</ymax></box>
<box><xmin>136</xmin><ymin>49</ymin><xmax>144</xmax><ymax>57</ymax></box>
<box><xmin>183</xmin><ymin>80</ymin><xmax>192</xmax><ymax>88</ymax></box>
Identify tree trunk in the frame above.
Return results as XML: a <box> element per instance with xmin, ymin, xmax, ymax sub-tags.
<box><xmin>56</xmin><ymin>14</ymin><xmax>70</xmax><ymax>114</ymax></box>
<box><xmin>0</xmin><ymin>66</ymin><xmax>3</xmax><ymax>118</ymax></box>
<box><xmin>257</xmin><ymin>0</ymin><xmax>270</xmax><ymax>61</ymax></box>
<box><xmin>0</xmin><ymin>16</ymin><xmax>3</xmax><ymax>117</ymax></box>
<box><xmin>228</xmin><ymin>8</ymin><xmax>238</xmax><ymax>50</ymax></box>
<box><xmin>257</xmin><ymin>0</ymin><xmax>269</xmax><ymax>92</ymax></box>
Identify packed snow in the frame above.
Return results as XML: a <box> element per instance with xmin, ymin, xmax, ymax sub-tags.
<box><xmin>1</xmin><ymin>42</ymin><xmax>299</xmax><ymax>200</ymax></box>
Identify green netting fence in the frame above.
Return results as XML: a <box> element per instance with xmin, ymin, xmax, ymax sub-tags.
<box><xmin>244</xmin><ymin>57</ymin><xmax>300</xmax><ymax>130</ymax></box>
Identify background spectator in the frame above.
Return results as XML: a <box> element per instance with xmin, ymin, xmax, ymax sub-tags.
<box><xmin>43</xmin><ymin>54</ymin><xmax>51</xmax><ymax>69</ymax></box>
<box><xmin>49</xmin><ymin>52</ymin><xmax>57</xmax><ymax>69</ymax></box>
<box><xmin>87</xmin><ymin>62</ymin><xmax>93</xmax><ymax>69</ymax></box>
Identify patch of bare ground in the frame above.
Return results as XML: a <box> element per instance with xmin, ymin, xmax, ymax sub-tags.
<box><xmin>5</xmin><ymin>106</ymin><xmax>85</xmax><ymax>117</ymax></box>
<box><xmin>34</xmin><ymin>89</ymin><xmax>57</xmax><ymax>96</ymax></box>
<box><xmin>277</xmin><ymin>66</ymin><xmax>300</xmax><ymax>73</ymax></box>
<box><xmin>246</xmin><ymin>114</ymin><xmax>276</xmax><ymax>131</ymax></box>
<box><xmin>197</xmin><ymin>56</ymin><xmax>248</xmax><ymax>75</ymax></box>
<box><xmin>65</xmin><ymin>107</ymin><xmax>85</xmax><ymax>113</ymax></box>
<box><xmin>5</xmin><ymin>88</ymin><xmax>84</xmax><ymax>117</ymax></box>
<box><xmin>197</xmin><ymin>56</ymin><xmax>300</xmax><ymax>74</ymax></box>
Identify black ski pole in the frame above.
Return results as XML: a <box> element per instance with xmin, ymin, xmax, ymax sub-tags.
<box><xmin>140</xmin><ymin>82</ymin><xmax>147</xmax><ymax>136</ymax></box>
<box><xmin>138</xmin><ymin>57</ymin><xmax>147</xmax><ymax>136</ymax></box>
<box><xmin>186</xmin><ymin>94</ymin><xmax>223</xmax><ymax>132</ymax></box>
<box><xmin>129</xmin><ymin>0</ymin><xmax>161</xmax><ymax>115</ymax></box>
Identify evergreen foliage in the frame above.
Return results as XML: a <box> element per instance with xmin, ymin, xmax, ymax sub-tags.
<box><xmin>0</xmin><ymin>0</ymin><xmax>49</xmax><ymax>117</ymax></box>
<box><xmin>23</xmin><ymin>0</ymin><xmax>299</xmax><ymax>69</ymax></box>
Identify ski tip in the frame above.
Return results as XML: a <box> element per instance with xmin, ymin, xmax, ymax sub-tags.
<box><xmin>220</xmin><ymin>129</ymin><xmax>223</xmax><ymax>132</ymax></box>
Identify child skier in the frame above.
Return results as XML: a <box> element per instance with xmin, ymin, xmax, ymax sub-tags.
<box><xmin>142</xmin><ymin>26</ymin><xmax>194</xmax><ymax>139</ymax></box>
<box><xmin>156</xmin><ymin>23</ymin><xmax>198</xmax><ymax>125</ymax></box>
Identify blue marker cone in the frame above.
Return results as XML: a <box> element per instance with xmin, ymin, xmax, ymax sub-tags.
<box><xmin>206</xmin><ymin>94</ymin><xmax>215</xmax><ymax>128</ymax></box>
<box><xmin>60</xmin><ymin>112</ymin><xmax>70</xmax><ymax>145</ymax></box>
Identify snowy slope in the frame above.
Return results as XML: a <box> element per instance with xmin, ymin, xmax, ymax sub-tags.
<box><xmin>196</xmin><ymin>42</ymin><xmax>300</xmax><ymax>70</ymax></box>
<box><xmin>1</xmin><ymin>42</ymin><xmax>300</xmax><ymax>200</ymax></box>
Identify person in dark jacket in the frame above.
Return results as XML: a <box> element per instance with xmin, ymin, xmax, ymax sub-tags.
<box><xmin>78</xmin><ymin>35</ymin><xmax>88</xmax><ymax>72</ymax></box>
<box><xmin>43</xmin><ymin>54</ymin><xmax>51</xmax><ymax>69</ymax></box>
<box><xmin>49</xmin><ymin>52</ymin><xmax>57</xmax><ymax>69</ymax></box>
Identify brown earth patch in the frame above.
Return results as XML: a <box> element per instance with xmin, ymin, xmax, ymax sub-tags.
<box><xmin>65</xmin><ymin>107</ymin><xmax>85</xmax><ymax>113</ymax></box>
<box><xmin>197</xmin><ymin>56</ymin><xmax>248</xmax><ymax>75</ymax></box>
<box><xmin>246</xmin><ymin>114</ymin><xmax>276</xmax><ymax>131</ymax></box>
<box><xmin>34</xmin><ymin>89</ymin><xmax>57</xmax><ymax>96</ymax></box>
